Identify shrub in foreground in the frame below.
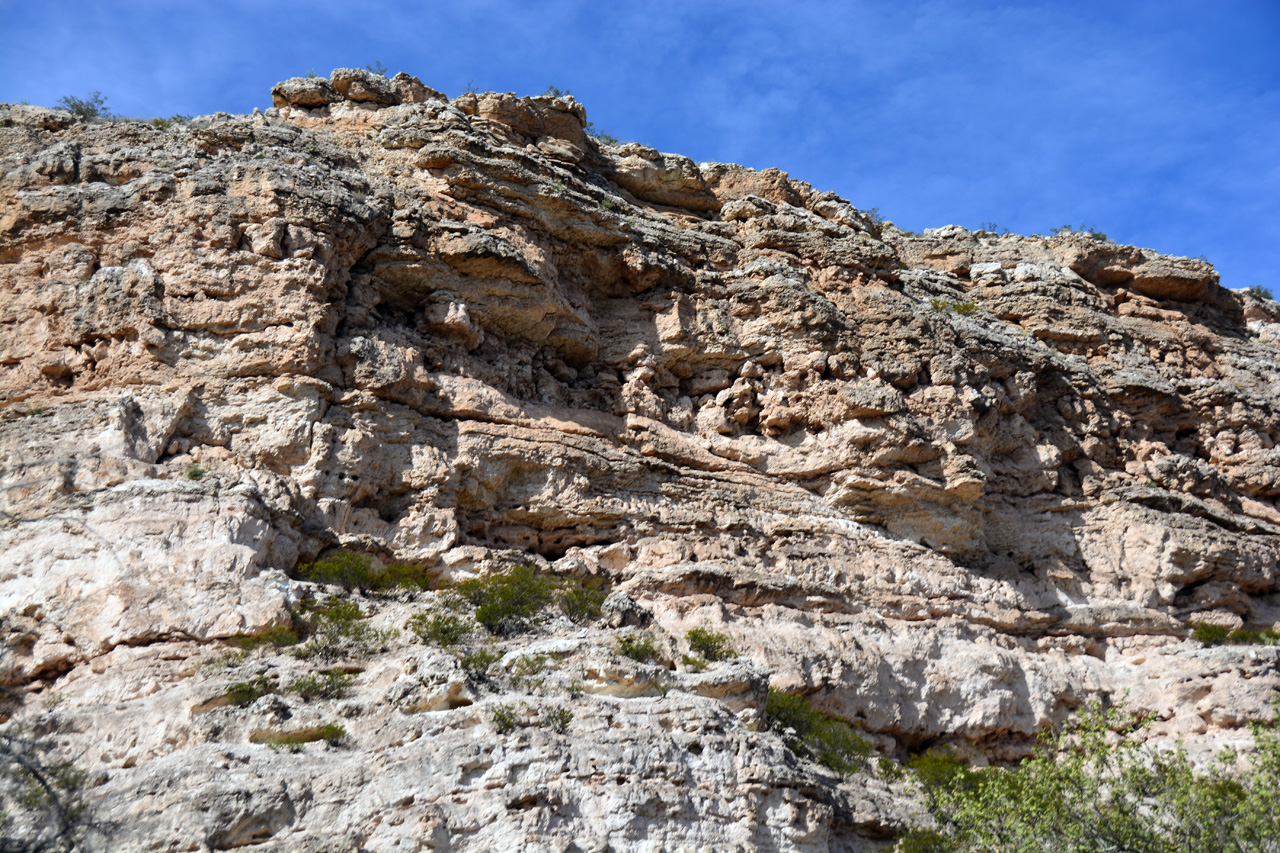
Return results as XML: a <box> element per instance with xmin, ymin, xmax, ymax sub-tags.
<box><xmin>899</xmin><ymin>701</ymin><xmax>1280</xmax><ymax>852</ymax></box>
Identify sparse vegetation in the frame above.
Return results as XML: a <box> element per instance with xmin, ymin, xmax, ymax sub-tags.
<box><xmin>296</xmin><ymin>551</ymin><xmax>433</xmax><ymax>594</ymax></box>
<box><xmin>616</xmin><ymin>633</ymin><xmax>659</xmax><ymax>663</ymax></box>
<box><xmin>408</xmin><ymin>608</ymin><xmax>471</xmax><ymax>647</ymax></box>
<box><xmin>1</xmin><ymin>728</ymin><xmax>90</xmax><ymax>852</ymax></box>
<box><xmin>1051</xmin><ymin>223</ymin><xmax>1109</xmax><ymax>242</ymax></box>
<box><xmin>491</xmin><ymin>703</ymin><xmax>519</xmax><ymax>733</ymax></box>
<box><xmin>863</xmin><ymin>207</ymin><xmax>886</xmax><ymax>227</ymax></box>
<box><xmin>1191</xmin><ymin>621</ymin><xmax>1280</xmax><ymax>647</ymax></box>
<box><xmin>55</xmin><ymin>91</ymin><xmax>112</xmax><ymax>120</ymax></box>
<box><xmin>899</xmin><ymin>701</ymin><xmax>1280</xmax><ymax>852</ymax></box>
<box><xmin>232</xmin><ymin>624</ymin><xmax>301</xmax><ymax>651</ymax></box>
<box><xmin>226</xmin><ymin>675</ymin><xmax>274</xmax><ymax>707</ymax></box>
<box><xmin>363</xmin><ymin>61</ymin><xmax>389</xmax><ymax>77</ymax></box>
<box><xmin>295</xmin><ymin>600</ymin><xmax>398</xmax><ymax>661</ymax></box>
<box><xmin>685</xmin><ymin>628</ymin><xmax>736</xmax><ymax>662</ymax></box>
<box><xmin>455</xmin><ymin>565</ymin><xmax>557</xmax><ymax>633</ymax></box>
<box><xmin>978</xmin><ymin>221</ymin><xmax>1010</xmax><ymax>235</ymax></box>
<box><xmin>558</xmin><ymin>578</ymin><xmax>607</xmax><ymax>624</ymax></box>
<box><xmin>149</xmin><ymin>114</ymin><xmax>192</xmax><ymax>129</ymax></box>
<box><xmin>765</xmin><ymin>688</ymin><xmax>873</xmax><ymax>775</ymax></box>
<box><xmin>586</xmin><ymin>123</ymin><xmax>621</xmax><ymax>146</ymax></box>
<box><xmin>460</xmin><ymin>647</ymin><xmax>501</xmax><ymax>673</ymax></box>
<box><xmin>545</xmin><ymin>705</ymin><xmax>573</xmax><ymax>733</ymax></box>
<box><xmin>185</xmin><ymin>463</ymin><xmax>206</xmax><ymax>481</ymax></box>
<box><xmin>451</xmin><ymin>566</ymin><xmax>604</xmax><ymax>634</ymax></box>
<box><xmin>288</xmin><ymin>670</ymin><xmax>355</xmax><ymax>701</ymax></box>
<box><xmin>929</xmin><ymin>299</ymin><xmax>979</xmax><ymax>316</ymax></box>
<box><xmin>1247</xmin><ymin>285</ymin><xmax>1274</xmax><ymax>301</ymax></box>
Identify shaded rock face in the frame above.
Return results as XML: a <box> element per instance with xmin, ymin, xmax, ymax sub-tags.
<box><xmin>1</xmin><ymin>72</ymin><xmax>1278</xmax><ymax>850</ymax></box>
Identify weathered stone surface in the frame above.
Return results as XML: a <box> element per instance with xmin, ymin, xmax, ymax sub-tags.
<box><xmin>1</xmin><ymin>70</ymin><xmax>1276</xmax><ymax>850</ymax></box>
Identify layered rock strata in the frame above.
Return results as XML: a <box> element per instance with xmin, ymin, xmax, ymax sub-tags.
<box><xmin>1</xmin><ymin>67</ymin><xmax>1278</xmax><ymax>850</ymax></box>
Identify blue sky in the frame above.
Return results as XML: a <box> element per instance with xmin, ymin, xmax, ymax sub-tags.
<box><xmin>3</xmin><ymin>0</ymin><xmax>1276</xmax><ymax>290</ymax></box>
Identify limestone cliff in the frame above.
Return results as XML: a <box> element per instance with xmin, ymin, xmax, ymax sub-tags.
<box><xmin>1</xmin><ymin>67</ymin><xmax>1278</xmax><ymax>851</ymax></box>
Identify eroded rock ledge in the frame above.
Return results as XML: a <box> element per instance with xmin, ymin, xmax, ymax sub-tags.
<box><xmin>1</xmin><ymin>68</ymin><xmax>1277</xmax><ymax>850</ymax></box>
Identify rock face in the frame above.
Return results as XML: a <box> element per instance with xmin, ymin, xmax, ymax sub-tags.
<box><xmin>2</xmin><ymin>71</ymin><xmax>1279</xmax><ymax>850</ymax></box>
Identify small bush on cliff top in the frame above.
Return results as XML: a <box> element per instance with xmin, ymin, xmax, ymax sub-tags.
<box><xmin>898</xmin><ymin>700</ymin><xmax>1280</xmax><ymax>852</ymax></box>
<box><xmin>55</xmin><ymin>91</ymin><xmax>112</xmax><ymax>120</ymax></box>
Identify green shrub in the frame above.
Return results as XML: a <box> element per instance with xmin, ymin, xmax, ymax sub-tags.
<box><xmin>408</xmin><ymin>609</ymin><xmax>471</xmax><ymax>647</ymax></box>
<box><xmin>226</xmin><ymin>675</ymin><xmax>274</xmax><ymax>707</ymax></box>
<box><xmin>952</xmin><ymin>301</ymin><xmax>979</xmax><ymax>316</ymax></box>
<box><xmin>1194</xmin><ymin>622</ymin><xmax>1232</xmax><ymax>646</ymax></box>
<box><xmin>56</xmin><ymin>91</ymin><xmax>111</xmax><ymax>119</ymax></box>
<box><xmin>296</xmin><ymin>600</ymin><xmax>398</xmax><ymax>660</ymax></box>
<box><xmin>586</xmin><ymin>123</ymin><xmax>621</xmax><ymax>146</ymax></box>
<box><xmin>558</xmin><ymin>579</ymin><xmax>607</xmax><ymax>624</ymax></box>
<box><xmin>298</xmin><ymin>552</ymin><xmax>373</xmax><ymax>590</ymax></box>
<box><xmin>1192</xmin><ymin>621</ymin><xmax>1280</xmax><ymax>647</ymax></box>
<box><xmin>491</xmin><ymin>704</ymin><xmax>519</xmax><ymax>734</ymax></box>
<box><xmin>680</xmin><ymin>654</ymin><xmax>708</xmax><ymax>672</ymax></box>
<box><xmin>765</xmin><ymin>688</ymin><xmax>873</xmax><ymax>775</ymax></box>
<box><xmin>297</xmin><ymin>552</ymin><xmax>434</xmax><ymax>594</ymax></box>
<box><xmin>1247</xmin><ymin>285</ymin><xmax>1274</xmax><ymax>301</ymax></box>
<box><xmin>617</xmin><ymin>634</ymin><xmax>658</xmax><ymax>663</ymax></box>
<box><xmin>233</xmin><ymin>624</ymin><xmax>300</xmax><ymax>651</ymax></box>
<box><xmin>288</xmin><ymin>670</ymin><xmax>355</xmax><ymax>701</ymax></box>
<box><xmin>1051</xmin><ymin>223</ymin><xmax>1108</xmax><ymax>242</ymax></box>
<box><xmin>511</xmin><ymin>653</ymin><xmax>548</xmax><ymax>677</ymax></box>
<box><xmin>377</xmin><ymin>562</ymin><xmax>435</xmax><ymax>591</ymax></box>
<box><xmin>455</xmin><ymin>566</ymin><xmax>557</xmax><ymax>634</ymax></box>
<box><xmin>460</xmin><ymin>647</ymin><xmax>501</xmax><ymax>673</ymax></box>
<box><xmin>149</xmin><ymin>114</ymin><xmax>191</xmax><ymax>129</ymax></box>
<box><xmin>901</xmin><ymin>701</ymin><xmax>1280</xmax><ymax>851</ymax></box>
<box><xmin>1</xmin><ymin>730</ymin><xmax>90</xmax><ymax>851</ymax></box>
<box><xmin>546</xmin><ymin>705</ymin><xmax>573</xmax><ymax>733</ymax></box>
<box><xmin>185</xmin><ymin>463</ymin><xmax>206</xmax><ymax>481</ymax></box>
<box><xmin>686</xmin><ymin>628</ymin><xmax>735</xmax><ymax>662</ymax></box>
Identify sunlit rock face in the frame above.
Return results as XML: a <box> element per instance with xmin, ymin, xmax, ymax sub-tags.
<box><xmin>1</xmin><ymin>68</ymin><xmax>1276</xmax><ymax>850</ymax></box>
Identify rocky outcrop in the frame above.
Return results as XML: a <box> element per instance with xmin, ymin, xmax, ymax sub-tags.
<box><xmin>1</xmin><ymin>71</ymin><xmax>1277</xmax><ymax>850</ymax></box>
